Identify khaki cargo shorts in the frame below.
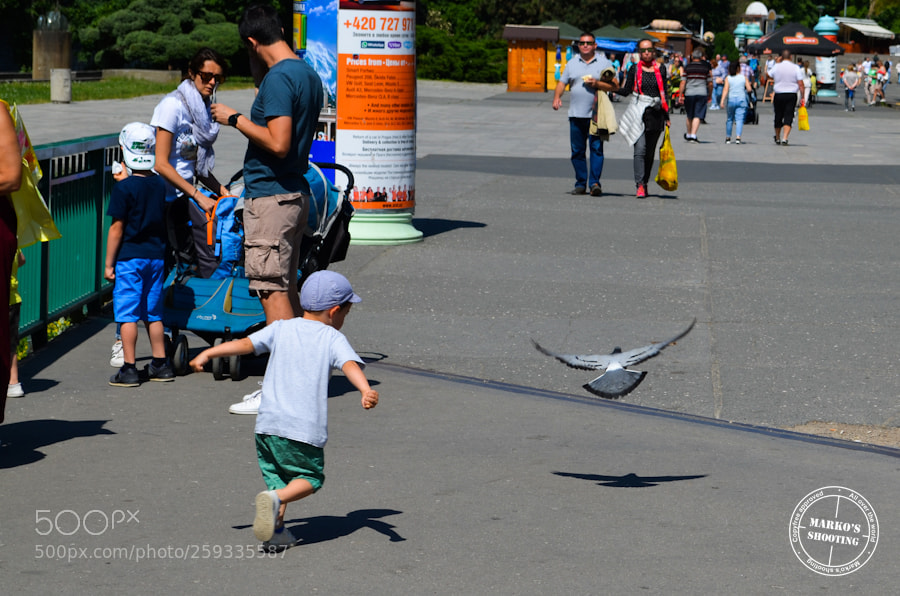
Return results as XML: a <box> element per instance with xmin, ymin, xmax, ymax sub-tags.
<box><xmin>243</xmin><ymin>193</ymin><xmax>309</xmax><ymax>293</ymax></box>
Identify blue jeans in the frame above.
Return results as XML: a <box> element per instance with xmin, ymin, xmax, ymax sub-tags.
<box><xmin>569</xmin><ymin>117</ymin><xmax>604</xmax><ymax>189</ymax></box>
<box><xmin>712</xmin><ymin>84</ymin><xmax>724</xmax><ymax>108</ymax></box>
<box><xmin>725</xmin><ymin>100</ymin><xmax>747</xmax><ymax>138</ymax></box>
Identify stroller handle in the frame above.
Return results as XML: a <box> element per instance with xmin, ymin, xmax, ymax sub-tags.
<box><xmin>313</xmin><ymin>162</ymin><xmax>355</xmax><ymax>201</ymax></box>
<box><xmin>227</xmin><ymin>163</ymin><xmax>356</xmax><ymax>202</ymax></box>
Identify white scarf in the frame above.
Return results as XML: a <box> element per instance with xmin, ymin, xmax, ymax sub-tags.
<box><xmin>172</xmin><ymin>78</ymin><xmax>219</xmax><ymax>177</ymax></box>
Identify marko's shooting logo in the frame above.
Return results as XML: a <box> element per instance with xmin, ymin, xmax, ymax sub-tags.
<box><xmin>789</xmin><ymin>486</ymin><xmax>878</xmax><ymax>576</ymax></box>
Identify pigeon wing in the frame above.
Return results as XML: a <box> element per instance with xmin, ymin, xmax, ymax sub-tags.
<box><xmin>583</xmin><ymin>367</ymin><xmax>647</xmax><ymax>399</ymax></box>
<box><xmin>531</xmin><ymin>339</ymin><xmax>614</xmax><ymax>371</ymax></box>
<box><xmin>616</xmin><ymin>319</ymin><xmax>696</xmax><ymax>367</ymax></box>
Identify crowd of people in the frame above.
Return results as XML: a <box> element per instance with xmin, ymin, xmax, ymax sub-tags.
<box><xmin>554</xmin><ymin>34</ymin><xmax>894</xmax><ymax>197</ymax></box>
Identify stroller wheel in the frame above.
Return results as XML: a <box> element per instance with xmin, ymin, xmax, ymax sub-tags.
<box><xmin>211</xmin><ymin>338</ymin><xmax>225</xmax><ymax>380</ymax></box>
<box><xmin>229</xmin><ymin>354</ymin><xmax>243</xmax><ymax>381</ymax></box>
<box><xmin>173</xmin><ymin>335</ymin><xmax>189</xmax><ymax>376</ymax></box>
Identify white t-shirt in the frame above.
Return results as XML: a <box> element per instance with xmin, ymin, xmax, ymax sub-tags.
<box><xmin>769</xmin><ymin>61</ymin><xmax>803</xmax><ymax>93</ymax></box>
<box><xmin>150</xmin><ymin>95</ymin><xmax>199</xmax><ymax>201</ymax></box>
<box><xmin>251</xmin><ymin>318</ymin><xmax>364</xmax><ymax>448</ymax></box>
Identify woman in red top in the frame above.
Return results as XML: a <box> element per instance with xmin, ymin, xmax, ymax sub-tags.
<box><xmin>617</xmin><ymin>40</ymin><xmax>671</xmax><ymax>198</ymax></box>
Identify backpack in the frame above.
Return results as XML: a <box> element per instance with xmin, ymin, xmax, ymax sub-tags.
<box><xmin>188</xmin><ymin>190</ymin><xmax>244</xmax><ymax>279</ymax></box>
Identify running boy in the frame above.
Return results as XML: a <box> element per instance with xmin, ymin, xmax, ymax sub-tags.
<box><xmin>105</xmin><ymin>122</ymin><xmax>173</xmax><ymax>387</ymax></box>
<box><xmin>189</xmin><ymin>270</ymin><xmax>379</xmax><ymax>549</ymax></box>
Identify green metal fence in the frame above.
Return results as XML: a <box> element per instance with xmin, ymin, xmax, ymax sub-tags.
<box><xmin>20</xmin><ymin>135</ymin><xmax>119</xmax><ymax>346</ymax></box>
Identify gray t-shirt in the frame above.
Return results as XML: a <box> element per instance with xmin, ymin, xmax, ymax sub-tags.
<box><xmin>252</xmin><ymin>317</ymin><xmax>363</xmax><ymax>447</ymax></box>
<box><xmin>560</xmin><ymin>53</ymin><xmax>614</xmax><ymax>118</ymax></box>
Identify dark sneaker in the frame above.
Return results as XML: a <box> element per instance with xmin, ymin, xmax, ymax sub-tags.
<box><xmin>146</xmin><ymin>361</ymin><xmax>175</xmax><ymax>382</ymax></box>
<box><xmin>109</xmin><ymin>367</ymin><xmax>140</xmax><ymax>387</ymax></box>
<box><xmin>261</xmin><ymin>525</ymin><xmax>298</xmax><ymax>553</ymax></box>
<box><xmin>590</xmin><ymin>183</ymin><xmax>602</xmax><ymax>197</ymax></box>
<box><xmin>569</xmin><ymin>186</ymin><xmax>586</xmax><ymax>195</ymax></box>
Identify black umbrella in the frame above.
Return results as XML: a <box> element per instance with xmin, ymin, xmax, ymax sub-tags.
<box><xmin>746</xmin><ymin>22</ymin><xmax>844</xmax><ymax>56</ymax></box>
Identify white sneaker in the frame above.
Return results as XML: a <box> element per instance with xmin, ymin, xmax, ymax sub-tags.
<box><xmin>110</xmin><ymin>340</ymin><xmax>124</xmax><ymax>367</ymax></box>
<box><xmin>253</xmin><ymin>490</ymin><xmax>281</xmax><ymax>542</ymax></box>
<box><xmin>229</xmin><ymin>387</ymin><xmax>261</xmax><ymax>415</ymax></box>
<box><xmin>7</xmin><ymin>383</ymin><xmax>24</xmax><ymax>398</ymax></box>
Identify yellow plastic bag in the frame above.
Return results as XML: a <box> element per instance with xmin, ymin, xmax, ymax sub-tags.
<box><xmin>798</xmin><ymin>105</ymin><xmax>809</xmax><ymax>131</ymax></box>
<box><xmin>655</xmin><ymin>127</ymin><xmax>678</xmax><ymax>192</ymax></box>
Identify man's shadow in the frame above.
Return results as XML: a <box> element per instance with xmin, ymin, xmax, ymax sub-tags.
<box><xmin>0</xmin><ymin>419</ymin><xmax>114</xmax><ymax>468</ymax></box>
<box><xmin>235</xmin><ymin>509</ymin><xmax>405</xmax><ymax>544</ymax></box>
<box><xmin>553</xmin><ymin>471</ymin><xmax>706</xmax><ymax>488</ymax></box>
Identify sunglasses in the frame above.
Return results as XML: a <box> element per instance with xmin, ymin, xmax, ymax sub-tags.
<box><xmin>640</xmin><ymin>48</ymin><xmax>655</xmax><ymax>53</ymax></box>
<box><xmin>577</xmin><ymin>41</ymin><xmax>595</xmax><ymax>46</ymax></box>
<box><xmin>195</xmin><ymin>71</ymin><xmax>224</xmax><ymax>84</ymax></box>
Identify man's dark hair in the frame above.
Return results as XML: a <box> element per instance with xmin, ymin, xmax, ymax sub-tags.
<box><xmin>239</xmin><ymin>4</ymin><xmax>285</xmax><ymax>45</ymax></box>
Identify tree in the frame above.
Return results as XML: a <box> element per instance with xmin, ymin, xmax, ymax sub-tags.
<box><xmin>80</xmin><ymin>0</ymin><xmax>241</xmax><ymax>70</ymax></box>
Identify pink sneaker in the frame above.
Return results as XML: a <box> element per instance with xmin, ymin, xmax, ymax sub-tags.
<box><xmin>636</xmin><ymin>185</ymin><xmax>647</xmax><ymax>198</ymax></box>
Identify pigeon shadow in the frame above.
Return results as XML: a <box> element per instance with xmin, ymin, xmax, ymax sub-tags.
<box><xmin>553</xmin><ymin>471</ymin><xmax>707</xmax><ymax>488</ymax></box>
<box><xmin>0</xmin><ymin>419</ymin><xmax>115</xmax><ymax>469</ymax></box>
<box><xmin>234</xmin><ymin>509</ymin><xmax>405</xmax><ymax>545</ymax></box>
<box><xmin>413</xmin><ymin>218</ymin><xmax>486</xmax><ymax>239</ymax></box>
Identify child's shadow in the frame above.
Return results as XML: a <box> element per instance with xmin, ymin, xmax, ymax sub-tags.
<box><xmin>234</xmin><ymin>508</ymin><xmax>405</xmax><ymax>544</ymax></box>
<box><xmin>286</xmin><ymin>509</ymin><xmax>406</xmax><ymax>545</ymax></box>
<box><xmin>285</xmin><ymin>509</ymin><xmax>406</xmax><ymax>544</ymax></box>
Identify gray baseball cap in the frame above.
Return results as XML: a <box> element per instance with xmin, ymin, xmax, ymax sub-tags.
<box><xmin>300</xmin><ymin>270</ymin><xmax>362</xmax><ymax>311</ymax></box>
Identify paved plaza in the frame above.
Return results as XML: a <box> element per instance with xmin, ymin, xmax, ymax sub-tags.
<box><xmin>3</xmin><ymin>81</ymin><xmax>900</xmax><ymax>592</ymax></box>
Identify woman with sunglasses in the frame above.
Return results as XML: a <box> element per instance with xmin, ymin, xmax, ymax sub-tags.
<box><xmin>616</xmin><ymin>41</ymin><xmax>671</xmax><ymax>198</ymax></box>
<box><xmin>150</xmin><ymin>47</ymin><xmax>229</xmax><ymax>276</ymax></box>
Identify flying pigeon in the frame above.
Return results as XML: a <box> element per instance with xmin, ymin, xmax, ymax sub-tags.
<box><xmin>532</xmin><ymin>319</ymin><xmax>696</xmax><ymax>399</ymax></box>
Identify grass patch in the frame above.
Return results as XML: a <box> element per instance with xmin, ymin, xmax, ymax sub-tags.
<box><xmin>0</xmin><ymin>77</ymin><xmax>256</xmax><ymax>105</ymax></box>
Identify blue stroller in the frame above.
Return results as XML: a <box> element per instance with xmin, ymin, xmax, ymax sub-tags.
<box><xmin>162</xmin><ymin>163</ymin><xmax>355</xmax><ymax>380</ymax></box>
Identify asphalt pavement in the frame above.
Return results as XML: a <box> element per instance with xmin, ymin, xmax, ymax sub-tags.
<box><xmin>3</xmin><ymin>81</ymin><xmax>900</xmax><ymax>593</ymax></box>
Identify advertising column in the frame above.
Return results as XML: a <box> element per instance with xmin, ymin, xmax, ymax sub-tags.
<box><xmin>337</xmin><ymin>1</ymin><xmax>421</xmax><ymax>244</ymax></box>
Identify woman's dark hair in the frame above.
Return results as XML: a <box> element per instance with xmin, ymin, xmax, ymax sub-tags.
<box><xmin>188</xmin><ymin>47</ymin><xmax>226</xmax><ymax>76</ymax></box>
<box><xmin>239</xmin><ymin>4</ymin><xmax>285</xmax><ymax>46</ymax></box>
<box><xmin>729</xmin><ymin>61</ymin><xmax>739</xmax><ymax>76</ymax></box>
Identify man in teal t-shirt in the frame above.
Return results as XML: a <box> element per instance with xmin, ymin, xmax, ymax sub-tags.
<box><xmin>212</xmin><ymin>4</ymin><xmax>324</xmax><ymax>324</ymax></box>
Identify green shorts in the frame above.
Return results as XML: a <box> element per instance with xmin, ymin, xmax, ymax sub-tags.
<box><xmin>255</xmin><ymin>434</ymin><xmax>324</xmax><ymax>492</ymax></box>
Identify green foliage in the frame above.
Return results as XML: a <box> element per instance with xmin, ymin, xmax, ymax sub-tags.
<box><xmin>83</xmin><ymin>0</ymin><xmax>241</xmax><ymax>70</ymax></box>
<box><xmin>711</xmin><ymin>32</ymin><xmax>738</xmax><ymax>62</ymax></box>
<box><xmin>416</xmin><ymin>26</ymin><xmax>507</xmax><ymax>83</ymax></box>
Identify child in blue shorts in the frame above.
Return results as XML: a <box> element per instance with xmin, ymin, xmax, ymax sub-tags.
<box><xmin>104</xmin><ymin>122</ymin><xmax>173</xmax><ymax>387</ymax></box>
<box><xmin>190</xmin><ymin>270</ymin><xmax>379</xmax><ymax>550</ymax></box>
